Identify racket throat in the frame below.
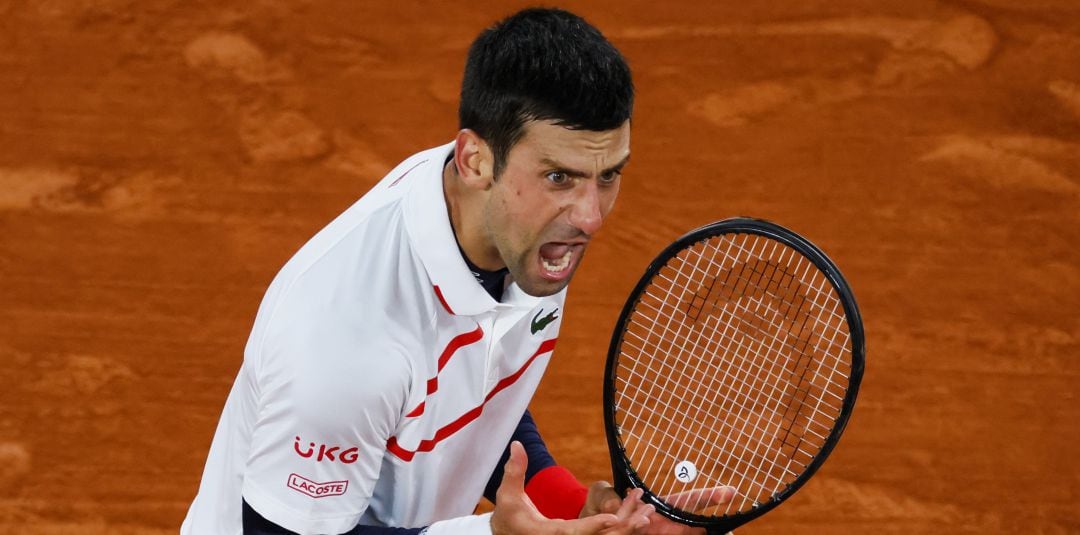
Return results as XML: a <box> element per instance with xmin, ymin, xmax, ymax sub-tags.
<box><xmin>610</xmin><ymin>458</ymin><xmax>634</xmax><ymax>498</ymax></box>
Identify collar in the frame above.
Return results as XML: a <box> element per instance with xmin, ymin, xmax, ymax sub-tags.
<box><xmin>402</xmin><ymin>142</ymin><xmax>500</xmax><ymax>316</ymax></box>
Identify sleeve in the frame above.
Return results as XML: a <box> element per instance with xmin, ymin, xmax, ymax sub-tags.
<box><xmin>482</xmin><ymin>410</ymin><xmax>555</xmax><ymax>501</ymax></box>
<box><xmin>523</xmin><ymin>466</ymin><xmax>589</xmax><ymax>521</ymax></box>
<box><xmin>240</xmin><ymin>306</ymin><xmax>415</xmax><ymax>535</ymax></box>
<box><xmin>482</xmin><ymin>410</ymin><xmax>588</xmax><ymax>520</ymax></box>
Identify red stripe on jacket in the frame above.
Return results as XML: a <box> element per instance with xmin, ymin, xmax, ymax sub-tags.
<box><xmin>387</xmin><ymin>338</ymin><xmax>558</xmax><ymax>461</ymax></box>
<box><xmin>405</xmin><ymin>325</ymin><xmax>484</xmax><ymax>418</ymax></box>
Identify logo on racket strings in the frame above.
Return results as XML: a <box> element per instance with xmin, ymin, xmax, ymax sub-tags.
<box><xmin>674</xmin><ymin>460</ymin><xmax>697</xmax><ymax>483</ymax></box>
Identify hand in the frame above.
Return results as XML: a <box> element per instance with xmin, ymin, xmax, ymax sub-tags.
<box><xmin>493</xmin><ymin>442</ymin><xmax>650</xmax><ymax>535</ymax></box>
<box><xmin>582</xmin><ymin>482</ymin><xmax>737</xmax><ymax>535</ymax></box>
<box><xmin>597</xmin><ymin>487</ymin><xmax>655</xmax><ymax>534</ymax></box>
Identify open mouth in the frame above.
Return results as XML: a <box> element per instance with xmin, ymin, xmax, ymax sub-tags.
<box><xmin>538</xmin><ymin>242</ymin><xmax>581</xmax><ymax>280</ymax></box>
<box><xmin>541</xmin><ymin>248</ymin><xmax>572</xmax><ymax>273</ymax></box>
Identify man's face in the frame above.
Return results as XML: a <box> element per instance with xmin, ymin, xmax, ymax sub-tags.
<box><xmin>483</xmin><ymin>119</ymin><xmax>631</xmax><ymax>297</ymax></box>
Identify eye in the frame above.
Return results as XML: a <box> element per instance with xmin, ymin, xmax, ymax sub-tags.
<box><xmin>545</xmin><ymin>171</ymin><xmax>571</xmax><ymax>185</ymax></box>
<box><xmin>599</xmin><ymin>170</ymin><xmax>621</xmax><ymax>185</ymax></box>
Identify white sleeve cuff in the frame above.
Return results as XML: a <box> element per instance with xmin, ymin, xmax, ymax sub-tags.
<box><xmin>422</xmin><ymin>512</ymin><xmax>493</xmax><ymax>535</ymax></box>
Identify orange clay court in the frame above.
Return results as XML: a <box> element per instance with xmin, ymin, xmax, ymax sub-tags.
<box><xmin>0</xmin><ymin>1</ymin><xmax>1077</xmax><ymax>533</ymax></box>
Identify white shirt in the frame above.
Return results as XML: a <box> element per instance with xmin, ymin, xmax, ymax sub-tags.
<box><xmin>182</xmin><ymin>142</ymin><xmax>567</xmax><ymax>535</ymax></box>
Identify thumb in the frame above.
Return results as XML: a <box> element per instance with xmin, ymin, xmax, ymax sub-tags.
<box><xmin>500</xmin><ymin>441</ymin><xmax>528</xmax><ymax>494</ymax></box>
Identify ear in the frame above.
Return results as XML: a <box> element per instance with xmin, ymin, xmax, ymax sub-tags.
<box><xmin>452</xmin><ymin>129</ymin><xmax>495</xmax><ymax>191</ymax></box>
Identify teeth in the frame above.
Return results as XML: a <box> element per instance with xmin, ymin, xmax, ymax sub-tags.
<box><xmin>541</xmin><ymin>250</ymin><xmax>573</xmax><ymax>273</ymax></box>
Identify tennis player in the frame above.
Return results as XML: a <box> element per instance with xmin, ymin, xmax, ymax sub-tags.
<box><xmin>182</xmin><ymin>8</ymin><xmax>731</xmax><ymax>534</ymax></box>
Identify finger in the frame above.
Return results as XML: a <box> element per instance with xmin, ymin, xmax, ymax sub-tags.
<box><xmin>614</xmin><ymin>488</ymin><xmax>643</xmax><ymax>518</ymax></box>
<box><xmin>588</xmin><ymin>481</ymin><xmax>622</xmax><ymax>514</ymax></box>
<box><xmin>664</xmin><ymin>486</ymin><xmax>737</xmax><ymax>511</ymax></box>
<box><xmin>630</xmin><ymin>503</ymin><xmax>654</xmax><ymax>530</ymax></box>
<box><xmin>612</xmin><ymin>489</ymin><xmax>653</xmax><ymax>531</ymax></box>
<box><xmin>563</xmin><ymin>512</ymin><xmax>619</xmax><ymax>534</ymax></box>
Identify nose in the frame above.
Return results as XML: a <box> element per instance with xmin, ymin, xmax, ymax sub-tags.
<box><xmin>567</xmin><ymin>181</ymin><xmax>604</xmax><ymax>236</ymax></box>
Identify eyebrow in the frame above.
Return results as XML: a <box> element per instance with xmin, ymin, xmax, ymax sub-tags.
<box><xmin>540</xmin><ymin>154</ymin><xmax>631</xmax><ymax>178</ymax></box>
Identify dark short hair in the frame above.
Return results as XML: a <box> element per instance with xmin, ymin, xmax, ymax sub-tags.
<box><xmin>459</xmin><ymin>8</ymin><xmax>634</xmax><ymax>177</ymax></box>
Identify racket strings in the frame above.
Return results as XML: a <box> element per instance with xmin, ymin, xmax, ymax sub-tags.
<box><xmin>613</xmin><ymin>232</ymin><xmax>853</xmax><ymax>517</ymax></box>
<box><xmin>622</xmin><ymin>237</ymin><xmax>790</xmax><ymax>505</ymax></box>
<box><xmin>682</xmin><ymin>235</ymin><xmax>848</xmax><ymax>508</ymax></box>
<box><xmin>659</xmin><ymin>236</ymin><xmax>822</xmax><ymax>504</ymax></box>
<box><xmin>649</xmin><ymin>262</ymin><xmax>852</xmax><ymax>358</ymax></box>
<box><xmin>630</xmin><ymin>290</ymin><xmax>849</xmax><ymax>400</ymax></box>
<box><xmin>626</xmin><ymin>237</ymin><xmax>848</xmax><ymax>433</ymax></box>
<box><xmin>617</xmin><ymin>241</ymin><xmax>812</xmax><ymax>507</ymax></box>
<box><xmin>684</xmin><ymin>234</ymin><xmax>850</xmax><ymax>508</ymax></box>
<box><xmin>618</xmin><ymin>309</ymin><xmax>840</xmax><ymax>464</ymax></box>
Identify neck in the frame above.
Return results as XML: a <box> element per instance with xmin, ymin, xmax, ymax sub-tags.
<box><xmin>442</xmin><ymin>159</ymin><xmax>504</xmax><ymax>271</ymax></box>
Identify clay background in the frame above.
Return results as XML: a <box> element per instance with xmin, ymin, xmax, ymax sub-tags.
<box><xmin>1</xmin><ymin>1</ymin><xmax>1077</xmax><ymax>533</ymax></box>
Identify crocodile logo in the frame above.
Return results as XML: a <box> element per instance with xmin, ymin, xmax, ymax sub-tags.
<box><xmin>531</xmin><ymin>308</ymin><xmax>560</xmax><ymax>335</ymax></box>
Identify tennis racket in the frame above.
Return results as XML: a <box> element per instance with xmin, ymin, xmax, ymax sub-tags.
<box><xmin>603</xmin><ymin>217</ymin><xmax>865</xmax><ymax>533</ymax></box>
